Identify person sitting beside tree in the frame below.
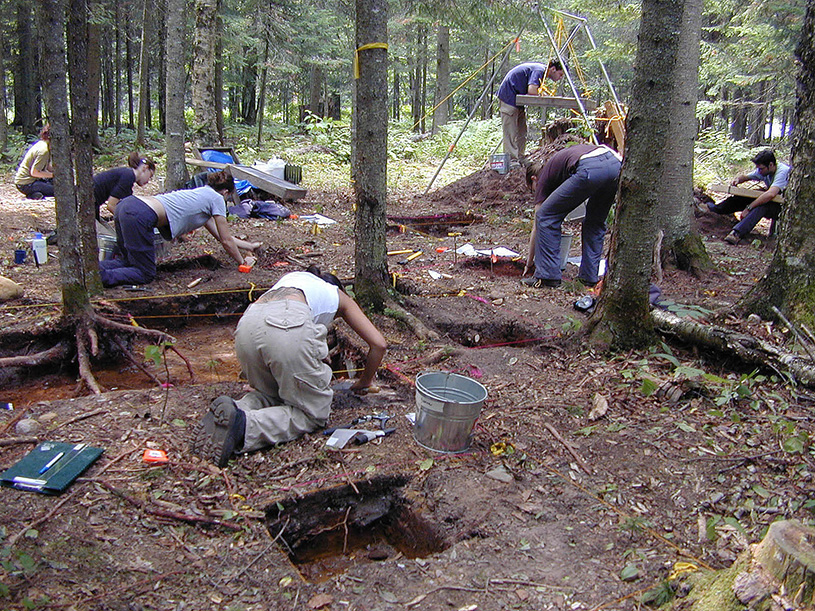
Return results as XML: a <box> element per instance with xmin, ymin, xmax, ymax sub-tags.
<box><xmin>99</xmin><ymin>170</ymin><xmax>261</xmax><ymax>287</ymax></box>
<box><xmin>14</xmin><ymin>124</ymin><xmax>54</xmax><ymax>200</ymax></box>
<box><xmin>708</xmin><ymin>149</ymin><xmax>790</xmax><ymax>245</ymax></box>
<box><xmin>94</xmin><ymin>152</ymin><xmax>157</xmax><ymax>219</ymax></box>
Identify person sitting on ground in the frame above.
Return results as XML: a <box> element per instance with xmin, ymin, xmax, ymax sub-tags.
<box><xmin>522</xmin><ymin>143</ymin><xmax>622</xmax><ymax>289</ymax></box>
<box><xmin>192</xmin><ymin>266</ymin><xmax>388</xmax><ymax>468</ymax></box>
<box><xmin>707</xmin><ymin>149</ymin><xmax>790</xmax><ymax>245</ymax></box>
<box><xmin>98</xmin><ymin>170</ymin><xmax>261</xmax><ymax>287</ymax></box>
<box><xmin>94</xmin><ymin>152</ymin><xmax>157</xmax><ymax>219</ymax></box>
<box><xmin>497</xmin><ymin>60</ymin><xmax>565</xmax><ymax>165</ymax></box>
<box><xmin>14</xmin><ymin>124</ymin><xmax>54</xmax><ymax>200</ymax></box>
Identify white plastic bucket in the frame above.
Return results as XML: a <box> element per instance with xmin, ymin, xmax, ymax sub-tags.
<box><xmin>414</xmin><ymin>372</ymin><xmax>488</xmax><ymax>453</ymax></box>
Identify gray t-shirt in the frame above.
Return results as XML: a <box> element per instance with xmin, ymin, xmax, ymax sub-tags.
<box><xmin>747</xmin><ymin>162</ymin><xmax>790</xmax><ymax>192</ymax></box>
<box><xmin>155</xmin><ymin>186</ymin><xmax>227</xmax><ymax>239</ymax></box>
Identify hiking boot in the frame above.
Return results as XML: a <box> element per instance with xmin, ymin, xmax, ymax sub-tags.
<box><xmin>29</xmin><ymin>191</ymin><xmax>44</xmax><ymax>200</ymax></box>
<box><xmin>724</xmin><ymin>230</ymin><xmax>741</xmax><ymax>245</ymax></box>
<box><xmin>706</xmin><ymin>202</ymin><xmax>718</xmax><ymax>213</ymax></box>
<box><xmin>521</xmin><ymin>276</ymin><xmax>561</xmax><ymax>288</ymax></box>
<box><xmin>192</xmin><ymin>396</ymin><xmax>245</xmax><ymax>468</ymax></box>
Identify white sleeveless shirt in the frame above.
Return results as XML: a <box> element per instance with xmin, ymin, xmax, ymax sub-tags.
<box><xmin>272</xmin><ymin>272</ymin><xmax>340</xmax><ymax>327</ymax></box>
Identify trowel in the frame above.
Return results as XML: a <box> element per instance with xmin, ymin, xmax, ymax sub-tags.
<box><xmin>325</xmin><ymin>428</ymin><xmax>395</xmax><ymax>449</ymax></box>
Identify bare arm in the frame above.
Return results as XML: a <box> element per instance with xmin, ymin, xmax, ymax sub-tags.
<box><xmin>337</xmin><ymin>291</ymin><xmax>387</xmax><ymax>390</ymax></box>
<box><xmin>204</xmin><ymin>216</ymin><xmax>246</xmax><ymax>265</ymax></box>
<box><xmin>527</xmin><ymin>83</ymin><xmax>540</xmax><ymax>95</ymax></box>
<box><xmin>525</xmin><ymin>202</ymin><xmax>542</xmax><ymax>276</ymax></box>
<box><xmin>105</xmin><ymin>197</ymin><xmax>120</xmax><ymax>214</ymax></box>
<box><xmin>744</xmin><ymin>186</ymin><xmax>781</xmax><ymax>211</ymax></box>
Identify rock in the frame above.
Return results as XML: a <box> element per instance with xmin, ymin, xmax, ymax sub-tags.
<box><xmin>0</xmin><ymin>276</ymin><xmax>23</xmax><ymax>302</ymax></box>
<box><xmin>15</xmin><ymin>419</ymin><xmax>41</xmax><ymax>435</ymax></box>
<box><xmin>39</xmin><ymin>412</ymin><xmax>59</xmax><ymax>422</ymax></box>
<box><xmin>485</xmin><ymin>465</ymin><xmax>514</xmax><ymax>483</ymax></box>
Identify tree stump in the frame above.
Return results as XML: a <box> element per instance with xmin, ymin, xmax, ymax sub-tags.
<box><xmin>734</xmin><ymin>520</ymin><xmax>815</xmax><ymax>610</ymax></box>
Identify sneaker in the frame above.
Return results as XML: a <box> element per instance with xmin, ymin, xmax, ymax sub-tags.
<box><xmin>577</xmin><ymin>278</ymin><xmax>598</xmax><ymax>288</ymax></box>
<box><xmin>521</xmin><ymin>276</ymin><xmax>561</xmax><ymax>288</ymax></box>
<box><xmin>29</xmin><ymin>192</ymin><xmax>44</xmax><ymax>200</ymax></box>
<box><xmin>192</xmin><ymin>396</ymin><xmax>245</xmax><ymax>468</ymax></box>
<box><xmin>724</xmin><ymin>231</ymin><xmax>740</xmax><ymax>245</ymax></box>
<box><xmin>706</xmin><ymin>202</ymin><xmax>718</xmax><ymax>213</ymax></box>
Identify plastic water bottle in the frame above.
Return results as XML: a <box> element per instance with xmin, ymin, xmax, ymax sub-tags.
<box><xmin>32</xmin><ymin>232</ymin><xmax>48</xmax><ymax>265</ymax></box>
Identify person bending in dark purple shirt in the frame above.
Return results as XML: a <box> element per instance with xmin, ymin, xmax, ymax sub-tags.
<box><xmin>522</xmin><ymin>144</ymin><xmax>622</xmax><ymax>288</ymax></box>
<box><xmin>94</xmin><ymin>152</ymin><xmax>156</xmax><ymax>219</ymax></box>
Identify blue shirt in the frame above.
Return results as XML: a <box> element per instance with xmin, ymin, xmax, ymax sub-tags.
<box><xmin>498</xmin><ymin>63</ymin><xmax>547</xmax><ymax>107</ymax></box>
<box><xmin>747</xmin><ymin>162</ymin><xmax>790</xmax><ymax>192</ymax></box>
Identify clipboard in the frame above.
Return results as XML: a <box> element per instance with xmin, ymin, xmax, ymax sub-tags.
<box><xmin>1</xmin><ymin>441</ymin><xmax>104</xmax><ymax>494</ymax></box>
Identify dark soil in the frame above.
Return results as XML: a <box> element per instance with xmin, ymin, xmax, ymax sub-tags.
<box><xmin>1</xmin><ymin>157</ymin><xmax>812</xmax><ymax>611</ymax></box>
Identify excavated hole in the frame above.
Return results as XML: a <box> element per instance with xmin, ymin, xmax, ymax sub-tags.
<box><xmin>266</xmin><ymin>475</ymin><xmax>447</xmax><ymax>582</ymax></box>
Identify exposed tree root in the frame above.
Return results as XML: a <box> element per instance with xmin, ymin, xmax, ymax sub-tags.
<box><xmin>385</xmin><ymin>297</ymin><xmax>440</xmax><ymax>342</ymax></box>
<box><xmin>652</xmin><ymin>309</ymin><xmax>815</xmax><ymax>387</ymax></box>
<box><xmin>113</xmin><ymin>336</ymin><xmax>163</xmax><ymax>388</ymax></box>
<box><xmin>0</xmin><ymin>341</ymin><xmax>71</xmax><ymax>368</ymax></box>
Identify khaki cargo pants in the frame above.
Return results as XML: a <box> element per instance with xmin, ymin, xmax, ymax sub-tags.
<box><xmin>233</xmin><ymin>298</ymin><xmax>333</xmax><ymax>452</ymax></box>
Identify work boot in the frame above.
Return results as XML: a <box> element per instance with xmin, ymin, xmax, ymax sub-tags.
<box><xmin>521</xmin><ymin>276</ymin><xmax>561</xmax><ymax>288</ymax></box>
<box><xmin>724</xmin><ymin>230</ymin><xmax>741</xmax><ymax>245</ymax></box>
<box><xmin>192</xmin><ymin>396</ymin><xmax>246</xmax><ymax>468</ymax></box>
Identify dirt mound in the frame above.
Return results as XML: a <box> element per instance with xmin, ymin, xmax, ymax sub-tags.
<box><xmin>415</xmin><ymin>133</ymin><xmax>587</xmax><ymax>215</ymax></box>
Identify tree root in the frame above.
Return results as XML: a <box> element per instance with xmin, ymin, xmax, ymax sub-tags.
<box><xmin>112</xmin><ymin>336</ymin><xmax>163</xmax><ymax>388</ymax></box>
<box><xmin>0</xmin><ymin>341</ymin><xmax>71</xmax><ymax>368</ymax></box>
<box><xmin>384</xmin><ymin>297</ymin><xmax>440</xmax><ymax>342</ymax></box>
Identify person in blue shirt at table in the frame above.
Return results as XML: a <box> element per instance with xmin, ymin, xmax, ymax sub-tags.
<box><xmin>707</xmin><ymin>149</ymin><xmax>791</xmax><ymax>245</ymax></box>
<box><xmin>497</xmin><ymin>60</ymin><xmax>565</xmax><ymax>165</ymax></box>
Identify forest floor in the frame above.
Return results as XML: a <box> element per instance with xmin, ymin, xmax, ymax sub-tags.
<box><xmin>1</xmin><ymin>149</ymin><xmax>813</xmax><ymax>611</ymax></box>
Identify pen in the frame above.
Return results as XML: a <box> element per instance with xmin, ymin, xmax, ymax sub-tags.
<box><xmin>39</xmin><ymin>452</ymin><xmax>64</xmax><ymax>474</ymax></box>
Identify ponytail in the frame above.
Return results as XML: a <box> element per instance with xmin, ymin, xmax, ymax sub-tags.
<box><xmin>128</xmin><ymin>152</ymin><xmax>157</xmax><ymax>172</ymax></box>
<box><xmin>306</xmin><ymin>265</ymin><xmax>346</xmax><ymax>293</ymax></box>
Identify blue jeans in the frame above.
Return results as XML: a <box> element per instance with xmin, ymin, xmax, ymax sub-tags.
<box><xmin>17</xmin><ymin>179</ymin><xmax>54</xmax><ymax>198</ymax></box>
<box><xmin>534</xmin><ymin>152</ymin><xmax>621</xmax><ymax>284</ymax></box>
<box><xmin>99</xmin><ymin>196</ymin><xmax>158</xmax><ymax>287</ymax></box>
<box><xmin>710</xmin><ymin>195</ymin><xmax>781</xmax><ymax>237</ymax></box>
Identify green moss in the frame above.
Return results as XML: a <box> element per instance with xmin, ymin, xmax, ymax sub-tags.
<box><xmin>674</xmin><ymin>553</ymin><xmax>749</xmax><ymax>611</ymax></box>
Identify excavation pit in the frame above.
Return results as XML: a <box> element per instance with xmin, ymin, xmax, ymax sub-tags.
<box><xmin>266</xmin><ymin>475</ymin><xmax>446</xmax><ymax>582</ymax></box>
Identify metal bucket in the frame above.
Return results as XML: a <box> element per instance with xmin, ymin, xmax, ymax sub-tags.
<box><xmin>98</xmin><ymin>234</ymin><xmax>117</xmax><ymax>261</ymax></box>
<box><xmin>414</xmin><ymin>372</ymin><xmax>488</xmax><ymax>453</ymax></box>
<box><xmin>559</xmin><ymin>234</ymin><xmax>573</xmax><ymax>271</ymax></box>
<box><xmin>490</xmin><ymin>153</ymin><xmax>510</xmax><ymax>175</ymax></box>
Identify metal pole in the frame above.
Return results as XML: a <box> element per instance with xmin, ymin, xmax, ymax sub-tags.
<box><xmin>424</xmin><ymin>22</ymin><xmax>529</xmax><ymax>195</ymax></box>
<box><xmin>536</xmin><ymin>6</ymin><xmax>596</xmax><ymax>144</ymax></box>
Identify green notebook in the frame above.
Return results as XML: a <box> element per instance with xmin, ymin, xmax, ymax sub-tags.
<box><xmin>1</xmin><ymin>441</ymin><xmax>104</xmax><ymax>494</ymax></box>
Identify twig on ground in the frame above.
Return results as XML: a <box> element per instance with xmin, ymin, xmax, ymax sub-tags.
<box><xmin>98</xmin><ymin>480</ymin><xmax>244</xmax><ymax>531</ymax></box>
<box><xmin>543</xmin><ymin>422</ymin><xmax>592</xmax><ymax>474</ymax></box>
<box><xmin>0</xmin><ymin>436</ymin><xmax>39</xmax><ymax>447</ymax></box>
<box><xmin>7</xmin><ymin>490</ymin><xmax>80</xmax><ymax>547</ymax></box>
<box><xmin>223</xmin><ymin>519</ymin><xmax>289</xmax><ymax>585</ymax></box>
<box><xmin>167</xmin><ymin>344</ymin><xmax>196</xmax><ymax>383</ymax></box>
<box><xmin>49</xmin><ymin>407</ymin><xmax>107</xmax><ymax>433</ymax></box>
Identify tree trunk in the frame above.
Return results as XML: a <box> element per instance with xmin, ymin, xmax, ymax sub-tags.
<box><xmin>256</xmin><ymin>33</ymin><xmax>270</xmax><ymax>147</ymax></box>
<box><xmin>241</xmin><ymin>52</ymin><xmax>258</xmax><ymax>124</ymax></box>
<box><xmin>87</xmin><ymin>1</ymin><xmax>101</xmax><ymax>148</ymax></box>
<box><xmin>431</xmin><ymin>24</ymin><xmax>449</xmax><ymax>135</ymax></box>
<box><xmin>165</xmin><ymin>0</ymin><xmax>189</xmax><ymax>190</ymax></box>
<box><xmin>67</xmin><ymin>0</ymin><xmax>102</xmax><ymax>295</ymax></box>
<box><xmin>38</xmin><ymin>0</ymin><xmax>93</xmax><ymax>316</ymax></box>
<box><xmin>191</xmin><ymin>0</ymin><xmax>220</xmax><ymax>146</ymax></box>
<box><xmin>136</xmin><ymin>0</ymin><xmax>151</xmax><ymax>147</ymax></box>
<box><xmin>0</xmin><ymin>26</ymin><xmax>7</xmax><ymax>153</ymax></box>
<box><xmin>353</xmin><ymin>0</ymin><xmax>389</xmax><ymax>310</ymax></box>
<box><xmin>125</xmin><ymin>14</ymin><xmax>134</xmax><ymax>129</ymax></box>
<box><xmin>587</xmin><ymin>0</ymin><xmax>687</xmax><ymax>351</ymax></box>
<box><xmin>391</xmin><ymin>67</ymin><xmax>400</xmax><ymax>120</ymax></box>
<box><xmin>309</xmin><ymin>64</ymin><xmax>324</xmax><ymax>118</ymax></box>
<box><xmin>731</xmin><ymin>87</ymin><xmax>747</xmax><ymax>140</ymax></box>
<box><xmin>114</xmin><ymin>5</ymin><xmax>121</xmax><ymax>132</ymax></box>
<box><xmin>214</xmin><ymin>13</ymin><xmax>224</xmax><ymax>143</ymax></box>
<box><xmin>748</xmin><ymin>82</ymin><xmax>767</xmax><ymax>146</ymax></box>
<box><xmin>14</xmin><ymin>1</ymin><xmax>40</xmax><ymax>135</ymax></box>
<box><xmin>657</xmin><ymin>0</ymin><xmax>712</xmax><ymax>276</ymax></box>
<box><xmin>157</xmin><ymin>15</ymin><xmax>166</xmax><ymax>134</ymax></box>
<box><xmin>739</xmin><ymin>1</ymin><xmax>815</xmax><ymax>328</ymax></box>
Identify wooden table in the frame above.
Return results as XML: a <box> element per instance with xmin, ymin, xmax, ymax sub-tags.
<box><xmin>516</xmin><ymin>95</ymin><xmax>597</xmax><ymax>112</ymax></box>
<box><xmin>708</xmin><ymin>183</ymin><xmax>784</xmax><ymax>204</ymax></box>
